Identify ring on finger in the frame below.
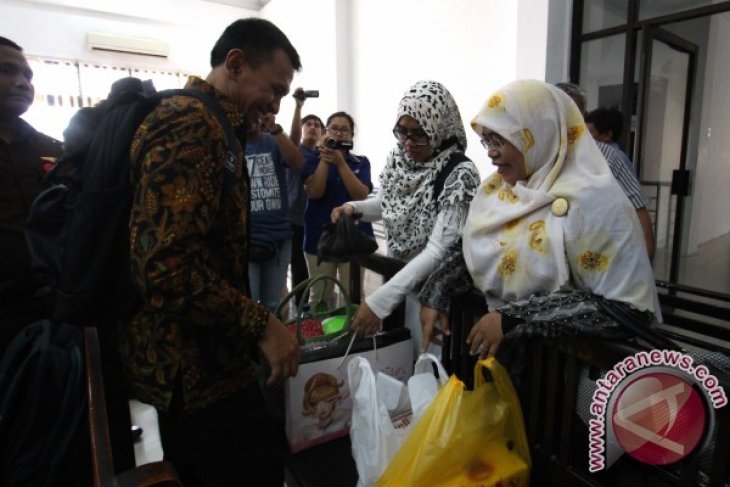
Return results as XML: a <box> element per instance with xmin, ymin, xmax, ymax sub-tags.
<box><xmin>477</xmin><ymin>343</ymin><xmax>486</xmax><ymax>354</ymax></box>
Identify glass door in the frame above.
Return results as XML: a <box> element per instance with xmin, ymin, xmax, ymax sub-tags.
<box><xmin>634</xmin><ymin>26</ymin><xmax>695</xmax><ymax>284</ymax></box>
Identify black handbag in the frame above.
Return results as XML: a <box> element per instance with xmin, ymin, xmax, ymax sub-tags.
<box><xmin>249</xmin><ymin>240</ymin><xmax>277</xmax><ymax>262</ymax></box>
<box><xmin>317</xmin><ymin>213</ymin><xmax>378</xmax><ymax>264</ymax></box>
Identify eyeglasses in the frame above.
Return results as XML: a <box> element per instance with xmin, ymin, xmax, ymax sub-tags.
<box><xmin>392</xmin><ymin>127</ymin><xmax>430</xmax><ymax>146</ymax></box>
<box><xmin>480</xmin><ymin>133</ymin><xmax>507</xmax><ymax>151</ymax></box>
<box><xmin>326</xmin><ymin>126</ymin><xmax>351</xmax><ymax>135</ymax></box>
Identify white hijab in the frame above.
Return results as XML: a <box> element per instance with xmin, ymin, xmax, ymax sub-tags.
<box><xmin>464</xmin><ymin>80</ymin><xmax>659</xmax><ymax>317</ymax></box>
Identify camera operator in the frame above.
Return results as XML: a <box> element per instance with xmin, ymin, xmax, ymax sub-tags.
<box><xmin>302</xmin><ymin>111</ymin><xmax>373</xmax><ymax>306</ymax></box>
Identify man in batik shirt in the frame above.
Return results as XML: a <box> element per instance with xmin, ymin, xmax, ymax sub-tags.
<box><xmin>118</xmin><ymin>19</ymin><xmax>301</xmax><ymax>486</ymax></box>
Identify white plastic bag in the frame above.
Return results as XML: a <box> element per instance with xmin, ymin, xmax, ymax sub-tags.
<box><xmin>348</xmin><ymin>353</ymin><xmax>448</xmax><ymax>487</ymax></box>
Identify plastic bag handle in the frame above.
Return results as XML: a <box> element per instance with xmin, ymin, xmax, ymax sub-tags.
<box><xmin>413</xmin><ymin>353</ymin><xmax>450</xmax><ymax>386</ymax></box>
<box><xmin>336</xmin><ymin>332</ymin><xmax>377</xmax><ymax>369</ymax></box>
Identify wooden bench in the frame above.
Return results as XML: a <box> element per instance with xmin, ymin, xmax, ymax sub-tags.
<box><xmin>84</xmin><ymin>327</ymin><xmax>183</xmax><ymax>487</ymax></box>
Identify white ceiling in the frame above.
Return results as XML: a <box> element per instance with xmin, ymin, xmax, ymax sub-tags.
<box><xmin>203</xmin><ymin>0</ymin><xmax>270</xmax><ymax>10</ymax></box>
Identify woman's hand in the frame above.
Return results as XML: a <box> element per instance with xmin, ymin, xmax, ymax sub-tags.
<box><xmin>331</xmin><ymin>203</ymin><xmax>355</xmax><ymax>223</ymax></box>
<box><xmin>318</xmin><ymin>145</ymin><xmax>335</xmax><ymax>165</ymax></box>
<box><xmin>329</xmin><ymin>147</ymin><xmax>346</xmax><ymax>167</ymax></box>
<box><xmin>466</xmin><ymin>311</ymin><xmax>503</xmax><ymax>359</ymax></box>
<box><xmin>420</xmin><ymin>305</ymin><xmax>450</xmax><ymax>353</ymax></box>
<box><xmin>350</xmin><ymin>302</ymin><xmax>381</xmax><ymax>336</ymax></box>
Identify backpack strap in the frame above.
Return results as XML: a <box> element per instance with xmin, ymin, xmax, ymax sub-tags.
<box><xmin>434</xmin><ymin>151</ymin><xmax>469</xmax><ymax>200</ymax></box>
<box><xmin>155</xmin><ymin>89</ymin><xmax>243</xmax><ymax>180</ymax></box>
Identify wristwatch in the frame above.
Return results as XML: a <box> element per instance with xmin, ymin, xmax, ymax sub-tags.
<box><xmin>270</xmin><ymin>124</ymin><xmax>284</xmax><ymax>136</ymax></box>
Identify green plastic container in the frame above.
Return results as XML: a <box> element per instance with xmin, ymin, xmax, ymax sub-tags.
<box><xmin>322</xmin><ymin>315</ymin><xmax>347</xmax><ymax>335</ymax></box>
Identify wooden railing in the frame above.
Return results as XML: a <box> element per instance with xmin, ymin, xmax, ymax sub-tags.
<box><xmin>84</xmin><ymin>327</ymin><xmax>183</xmax><ymax>487</ymax></box>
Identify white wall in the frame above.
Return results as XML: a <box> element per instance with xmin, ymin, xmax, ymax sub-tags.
<box><xmin>258</xmin><ymin>0</ymin><xmax>339</xmax><ymax>143</ymax></box>
<box><xmin>691</xmin><ymin>13</ymin><xmax>730</xmax><ymax>247</ymax></box>
<box><xmin>517</xmin><ymin>0</ymin><xmax>548</xmax><ymax>80</ymax></box>
<box><xmin>545</xmin><ymin>0</ymin><xmax>572</xmax><ymax>83</ymax></box>
<box><xmin>348</xmin><ymin>0</ymin><xmax>521</xmax><ymax>180</ymax></box>
<box><xmin>2</xmin><ymin>0</ymin><xmax>552</xmax><ymax>182</ymax></box>
<box><xmin>269</xmin><ymin>0</ymin><xmax>533</xmax><ymax>181</ymax></box>
<box><xmin>0</xmin><ymin>0</ymin><xmax>257</xmax><ymax>73</ymax></box>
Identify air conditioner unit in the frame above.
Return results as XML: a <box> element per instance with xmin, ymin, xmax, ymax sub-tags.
<box><xmin>86</xmin><ymin>32</ymin><xmax>169</xmax><ymax>58</ymax></box>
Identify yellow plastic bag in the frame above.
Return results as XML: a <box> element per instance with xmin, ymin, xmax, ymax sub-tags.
<box><xmin>377</xmin><ymin>357</ymin><xmax>531</xmax><ymax>487</ymax></box>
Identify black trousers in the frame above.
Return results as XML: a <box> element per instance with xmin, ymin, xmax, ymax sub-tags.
<box><xmin>290</xmin><ymin>223</ymin><xmax>309</xmax><ymax>305</ymax></box>
<box><xmin>157</xmin><ymin>381</ymin><xmax>285</xmax><ymax>487</ymax></box>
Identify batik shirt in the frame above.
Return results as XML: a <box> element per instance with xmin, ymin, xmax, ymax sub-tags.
<box><xmin>118</xmin><ymin>76</ymin><xmax>269</xmax><ymax>412</ymax></box>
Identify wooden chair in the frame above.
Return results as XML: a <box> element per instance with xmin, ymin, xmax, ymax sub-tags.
<box><xmin>84</xmin><ymin>327</ymin><xmax>183</xmax><ymax>487</ymax></box>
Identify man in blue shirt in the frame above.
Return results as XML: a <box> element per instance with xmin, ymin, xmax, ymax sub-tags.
<box><xmin>247</xmin><ymin>113</ymin><xmax>304</xmax><ymax>310</ymax></box>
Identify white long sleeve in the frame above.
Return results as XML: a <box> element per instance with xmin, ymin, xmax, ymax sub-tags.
<box><xmin>365</xmin><ymin>208</ymin><xmax>463</xmax><ymax>319</ymax></box>
<box><xmin>348</xmin><ymin>194</ymin><xmax>382</xmax><ymax>222</ymax></box>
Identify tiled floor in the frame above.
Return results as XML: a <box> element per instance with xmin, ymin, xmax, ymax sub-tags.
<box><xmin>130</xmin><ymin>399</ymin><xmax>162</xmax><ymax>466</ymax></box>
<box><xmin>654</xmin><ymin>231</ymin><xmax>730</xmax><ymax>295</ymax></box>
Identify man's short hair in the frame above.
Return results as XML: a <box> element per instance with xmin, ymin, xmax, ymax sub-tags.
<box><xmin>210</xmin><ymin>18</ymin><xmax>301</xmax><ymax>71</ymax></box>
<box><xmin>302</xmin><ymin>114</ymin><xmax>323</xmax><ymax>129</ymax></box>
<box><xmin>0</xmin><ymin>36</ymin><xmax>23</xmax><ymax>52</ymax></box>
<box><xmin>586</xmin><ymin>107</ymin><xmax>623</xmax><ymax>141</ymax></box>
<box><xmin>555</xmin><ymin>82</ymin><xmax>587</xmax><ymax>114</ymax></box>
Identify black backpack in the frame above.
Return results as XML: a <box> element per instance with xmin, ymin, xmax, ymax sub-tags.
<box><xmin>0</xmin><ymin>320</ymin><xmax>87</xmax><ymax>487</ymax></box>
<box><xmin>25</xmin><ymin>82</ymin><xmax>242</xmax><ymax>326</ymax></box>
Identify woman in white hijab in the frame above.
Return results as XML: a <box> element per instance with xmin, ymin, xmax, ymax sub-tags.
<box><xmin>420</xmin><ymin>79</ymin><xmax>660</xmax><ymax>359</ymax></box>
<box><xmin>332</xmin><ymin>80</ymin><xmax>480</xmax><ymax>354</ymax></box>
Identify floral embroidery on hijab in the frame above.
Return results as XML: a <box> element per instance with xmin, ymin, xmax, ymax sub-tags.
<box><xmin>567</xmin><ymin>125</ymin><xmax>585</xmax><ymax>146</ymax></box>
<box><xmin>521</xmin><ymin>128</ymin><xmax>535</xmax><ymax>152</ymax></box>
<box><xmin>488</xmin><ymin>94</ymin><xmax>503</xmax><ymax>108</ymax></box>
<box><xmin>499</xmin><ymin>250</ymin><xmax>518</xmax><ymax>276</ymax></box>
<box><xmin>578</xmin><ymin>250</ymin><xmax>609</xmax><ymax>271</ymax></box>
<box><xmin>484</xmin><ymin>174</ymin><xmax>503</xmax><ymax>195</ymax></box>
<box><xmin>498</xmin><ymin>187</ymin><xmax>519</xmax><ymax>203</ymax></box>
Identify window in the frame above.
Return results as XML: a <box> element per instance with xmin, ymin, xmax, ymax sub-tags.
<box><xmin>22</xmin><ymin>56</ymin><xmax>188</xmax><ymax>141</ymax></box>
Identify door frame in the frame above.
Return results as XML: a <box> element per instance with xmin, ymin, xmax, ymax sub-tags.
<box><xmin>634</xmin><ymin>25</ymin><xmax>697</xmax><ymax>283</ymax></box>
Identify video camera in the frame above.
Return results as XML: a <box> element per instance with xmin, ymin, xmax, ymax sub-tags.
<box><xmin>324</xmin><ymin>138</ymin><xmax>353</xmax><ymax>150</ymax></box>
<box><xmin>293</xmin><ymin>89</ymin><xmax>319</xmax><ymax>101</ymax></box>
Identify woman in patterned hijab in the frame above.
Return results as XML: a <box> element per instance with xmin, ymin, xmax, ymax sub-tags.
<box><xmin>332</xmin><ymin>80</ymin><xmax>479</xmax><ymax>353</ymax></box>
<box><xmin>461</xmin><ymin>79</ymin><xmax>660</xmax><ymax>357</ymax></box>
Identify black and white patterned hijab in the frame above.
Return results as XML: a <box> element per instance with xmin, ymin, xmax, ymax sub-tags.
<box><xmin>380</xmin><ymin>80</ymin><xmax>476</xmax><ymax>261</ymax></box>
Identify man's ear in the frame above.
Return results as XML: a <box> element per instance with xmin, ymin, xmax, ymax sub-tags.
<box><xmin>224</xmin><ymin>48</ymin><xmax>246</xmax><ymax>78</ymax></box>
